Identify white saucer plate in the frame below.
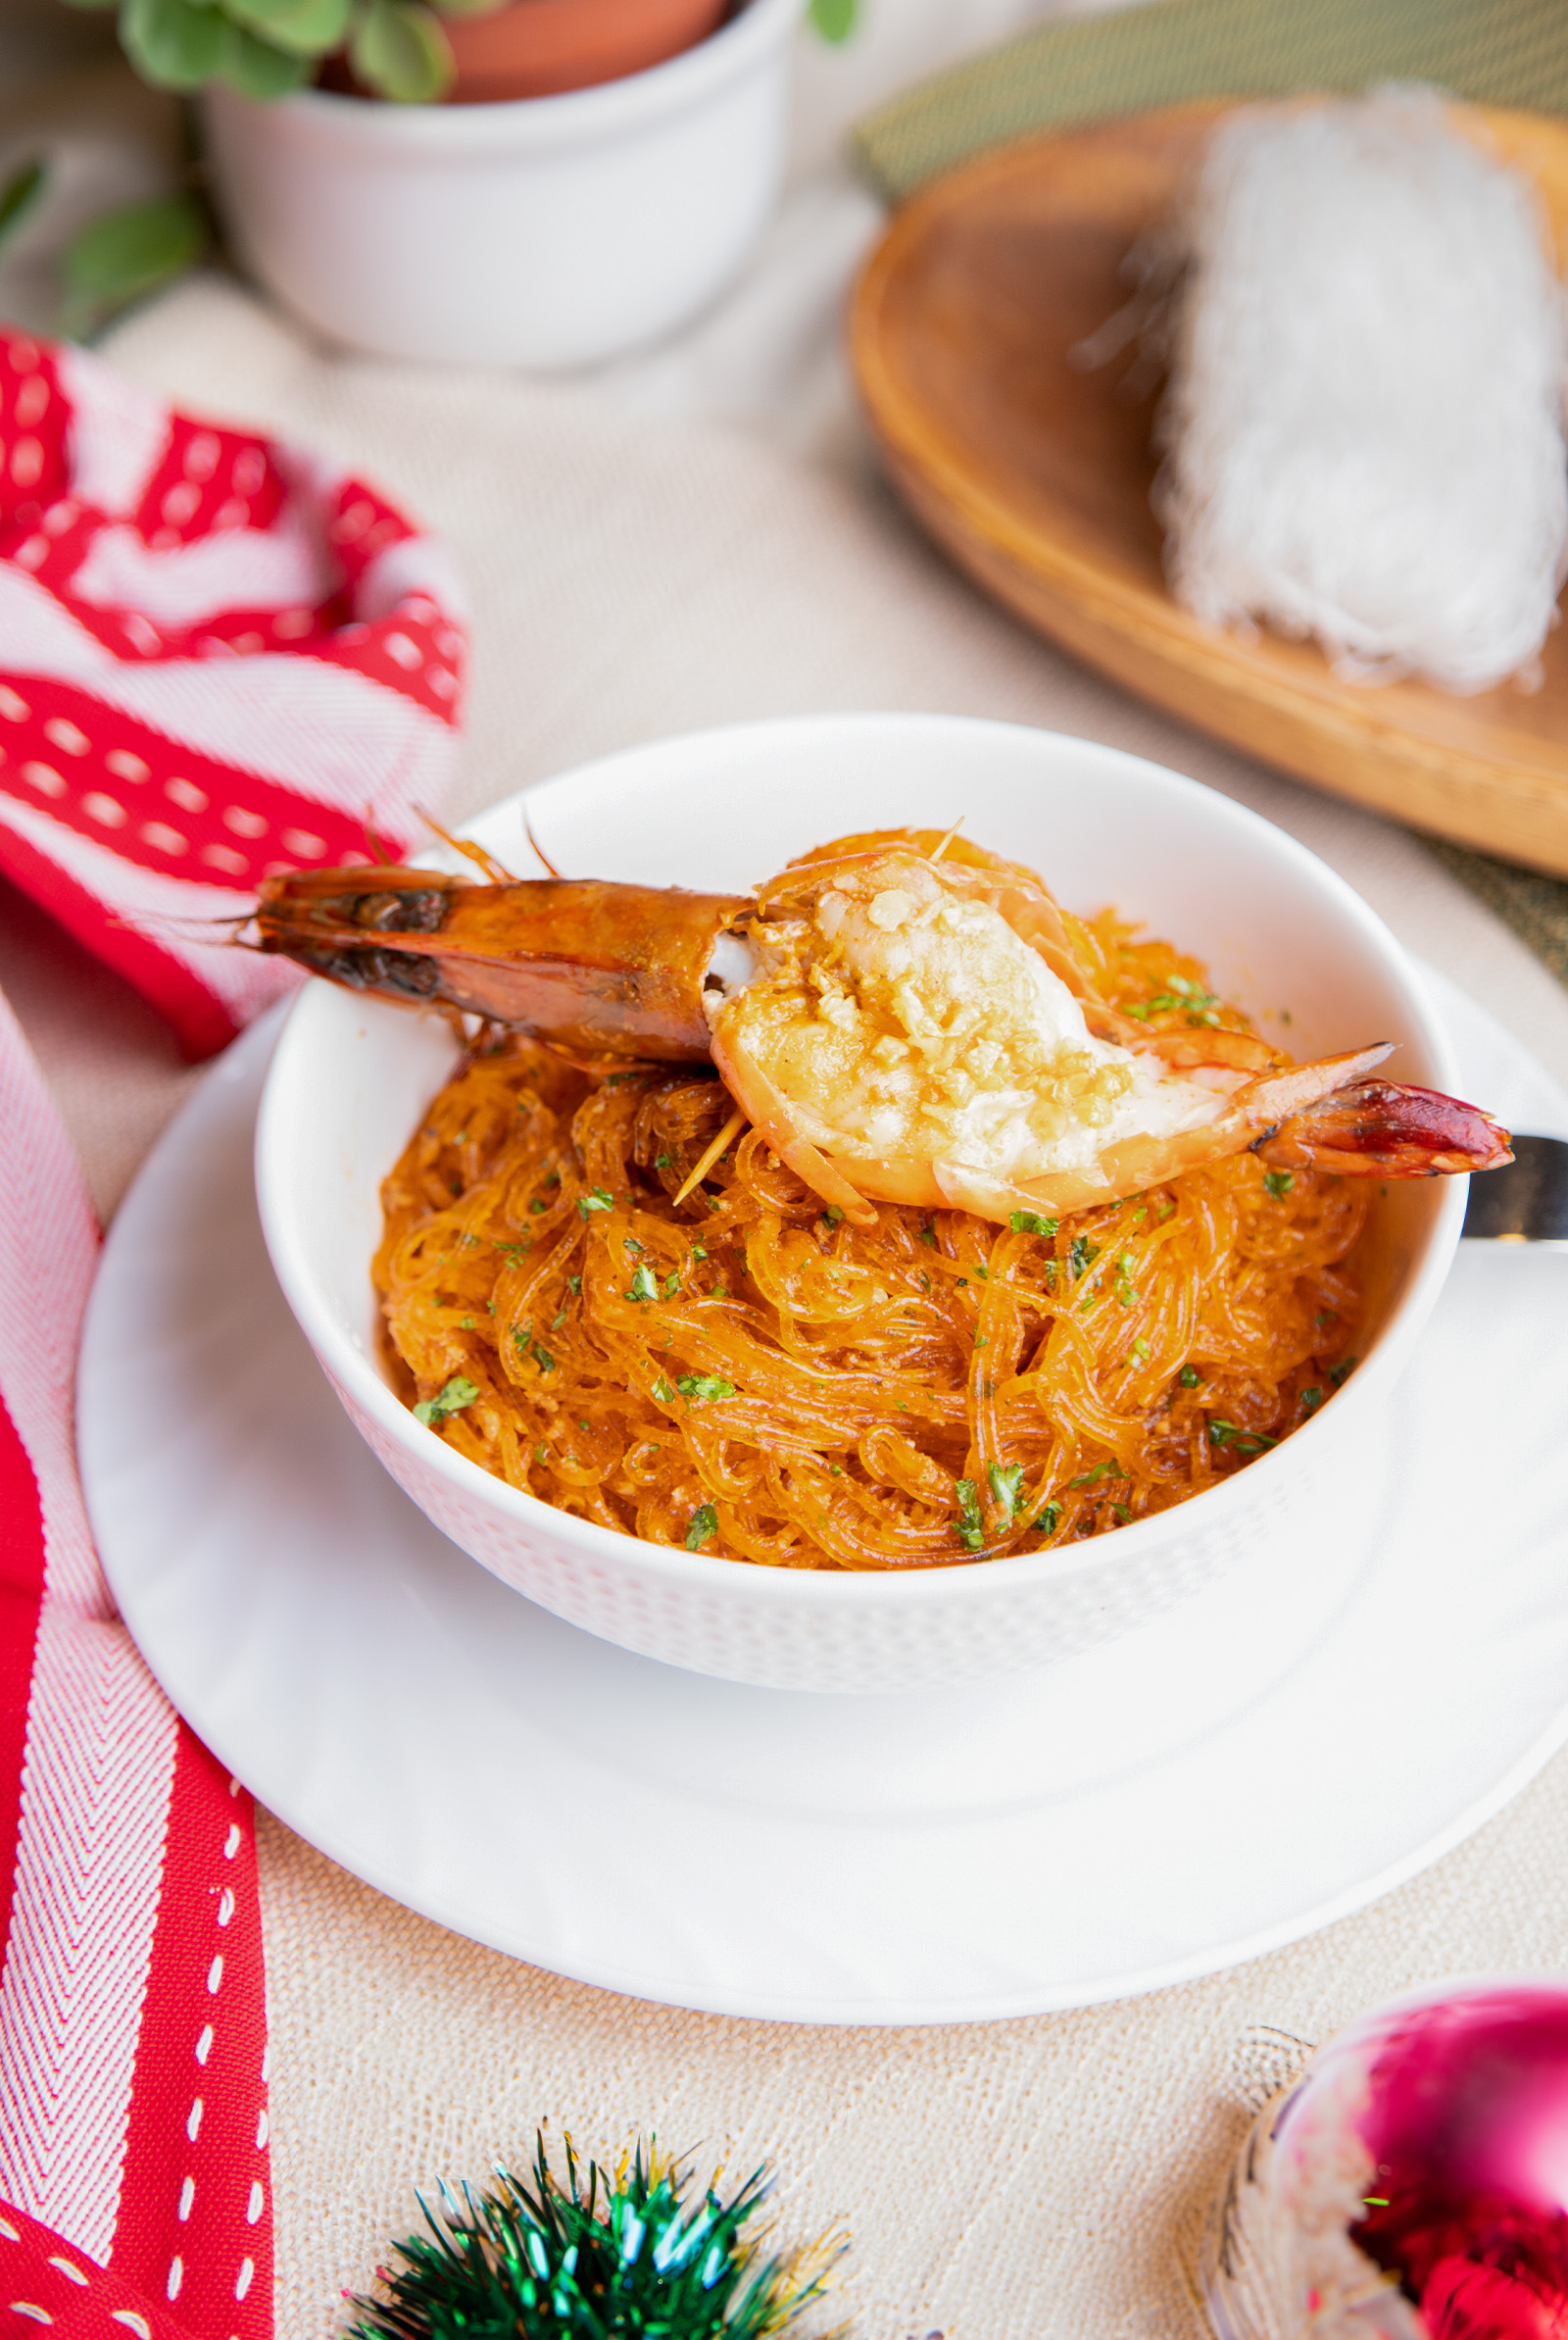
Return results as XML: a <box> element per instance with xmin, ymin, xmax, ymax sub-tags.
<box><xmin>78</xmin><ymin>967</ymin><xmax>1568</xmax><ymax>2024</ymax></box>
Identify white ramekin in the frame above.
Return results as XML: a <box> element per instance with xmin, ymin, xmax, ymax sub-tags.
<box><xmin>201</xmin><ymin>0</ymin><xmax>798</xmax><ymax>368</ymax></box>
<box><xmin>255</xmin><ymin>714</ymin><xmax>1465</xmax><ymax>1691</ymax></box>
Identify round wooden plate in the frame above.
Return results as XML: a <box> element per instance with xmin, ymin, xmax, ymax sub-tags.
<box><xmin>851</xmin><ymin>101</ymin><xmax>1568</xmax><ymax>877</ymax></box>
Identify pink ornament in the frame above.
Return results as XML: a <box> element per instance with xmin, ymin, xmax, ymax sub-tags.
<box><xmin>1203</xmin><ymin>1981</ymin><xmax>1568</xmax><ymax>2340</ymax></box>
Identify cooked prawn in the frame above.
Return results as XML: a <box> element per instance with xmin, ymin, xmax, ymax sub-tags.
<box><xmin>250</xmin><ymin>825</ymin><xmax>1509</xmax><ymax>1224</ymax></box>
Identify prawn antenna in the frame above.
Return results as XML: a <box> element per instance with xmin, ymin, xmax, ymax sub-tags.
<box><xmin>522</xmin><ymin>808</ymin><xmax>564</xmax><ymax>878</ymax></box>
<box><xmin>672</xmin><ymin>1108</ymin><xmax>747</xmax><ymax>1207</ymax></box>
<box><xmin>416</xmin><ymin>805</ymin><xmax>516</xmax><ymax>886</ymax></box>
<box><xmin>928</xmin><ymin>819</ymin><xmax>964</xmax><ymax>864</ymax></box>
<box><xmin>361</xmin><ymin>810</ymin><xmax>398</xmax><ymax>867</ymax></box>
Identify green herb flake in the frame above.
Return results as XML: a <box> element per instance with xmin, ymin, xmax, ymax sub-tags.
<box><xmin>534</xmin><ymin>1443</ymin><xmax>548</xmax><ymax>1465</ymax></box>
<box><xmin>919</xmin><ymin>1223</ymin><xmax>937</xmax><ymax>1247</ymax></box>
<box><xmin>685</xmin><ymin>1504</ymin><xmax>718</xmax><ymax>1552</ymax></box>
<box><xmin>627</xmin><ymin>1264</ymin><xmax>659</xmax><ymax>1304</ymax></box>
<box><xmin>528</xmin><ymin>1198</ymin><xmax>548</xmax><ymax>1216</ymax></box>
<box><xmin>413</xmin><ymin>1375</ymin><xmax>479</xmax><ymax>1428</ymax></box>
<box><xmin>1331</xmin><ymin>1356</ymin><xmax>1358</xmax><ymax>1387</ymax></box>
<box><xmin>577</xmin><ymin>1186</ymin><xmax>614</xmax><ymax>1220</ymax></box>
<box><xmin>550</xmin><ymin>1309</ymin><xmax>567</xmax><ymax>1332</ymax></box>
<box><xmin>567</xmin><ymin>1275</ymin><xmax>582</xmax><ymax>1295</ymax></box>
<box><xmin>1179</xmin><ymin>1364</ymin><xmax>1200</xmax><ymax>1388</ymax></box>
<box><xmin>531</xmin><ymin>1342</ymin><xmax>556</xmax><ymax>1373</ymax></box>
<box><xmin>662</xmin><ymin>1270</ymin><xmax>680</xmax><ymax>1299</ymax></box>
<box><xmin>955</xmin><ymin>1478</ymin><xmax>985</xmax><ymax>1551</ymax></box>
<box><xmin>1132</xmin><ymin>1336</ymin><xmax>1151</xmax><ymax>1361</ymax></box>
<box><xmin>653</xmin><ymin>1376</ymin><xmax>675</xmax><ymax>1403</ymax></box>
<box><xmin>655</xmin><ymin>1152</ymin><xmax>672</xmax><ymax>1170</ymax></box>
<box><xmin>1300</xmin><ymin>1385</ymin><xmax>1323</xmax><ymax>1414</ymax></box>
<box><xmin>1207</xmin><ymin>1418</ymin><xmax>1276</xmax><ymax>1455</ymax></box>
<box><xmin>692</xmin><ymin>1244</ymin><xmax>708</xmax><ymax>1261</ymax></box>
<box><xmin>1070</xmin><ymin>1236</ymin><xmax>1101</xmax><ymax>1278</ymax></box>
<box><xmin>676</xmin><ymin>1373</ymin><xmax>737</xmax><ymax>1404</ymax></box>
<box><xmin>460</xmin><ymin>1317</ymin><xmax>474</xmax><ymax>1331</ymax></box>
<box><xmin>1111</xmin><ymin>1503</ymin><xmax>1131</xmax><ymax>1523</ymax></box>
<box><xmin>1034</xmin><ymin>1502</ymin><xmax>1061</xmax><ymax>1538</ymax></box>
<box><xmin>1263</xmin><ymin>1170</ymin><xmax>1295</xmax><ymax>1198</ymax></box>
<box><xmin>1008</xmin><ymin>1210</ymin><xmax>1059</xmax><ymax>1240</ymax></box>
<box><xmin>822</xmin><ymin>1206</ymin><xmax>845</xmax><ymax>1228</ymax></box>
<box><xmin>1069</xmin><ymin>1458</ymin><xmax>1124</xmax><ymax>1488</ymax></box>
<box><xmin>988</xmin><ymin>1462</ymin><xmax>1025</xmax><ymax>1524</ymax></box>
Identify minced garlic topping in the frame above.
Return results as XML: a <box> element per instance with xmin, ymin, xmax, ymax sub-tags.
<box><xmin>710</xmin><ymin>853</ymin><xmax>1221</xmax><ymax>1179</ymax></box>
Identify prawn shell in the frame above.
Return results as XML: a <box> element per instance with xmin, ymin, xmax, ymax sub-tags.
<box><xmin>255</xmin><ymin>868</ymin><xmax>749</xmax><ymax>1062</ymax></box>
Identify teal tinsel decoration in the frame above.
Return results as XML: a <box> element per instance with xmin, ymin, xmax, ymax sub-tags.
<box><xmin>346</xmin><ymin>2136</ymin><xmax>842</xmax><ymax>2340</ymax></box>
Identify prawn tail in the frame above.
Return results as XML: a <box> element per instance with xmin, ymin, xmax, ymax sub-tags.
<box><xmin>1254</xmin><ymin>1079</ymin><xmax>1514</xmax><ymax>1178</ymax></box>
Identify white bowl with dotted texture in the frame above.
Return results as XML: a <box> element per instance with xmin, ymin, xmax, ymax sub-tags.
<box><xmin>255</xmin><ymin>714</ymin><xmax>1466</xmax><ymax>1691</ymax></box>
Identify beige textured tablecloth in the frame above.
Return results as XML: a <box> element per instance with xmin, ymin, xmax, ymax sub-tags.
<box><xmin>12</xmin><ymin>278</ymin><xmax>1568</xmax><ymax>2340</ymax></box>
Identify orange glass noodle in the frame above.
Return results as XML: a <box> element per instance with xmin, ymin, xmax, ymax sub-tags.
<box><xmin>372</xmin><ymin>910</ymin><xmax>1368</xmax><ymax>1569</ymax></box>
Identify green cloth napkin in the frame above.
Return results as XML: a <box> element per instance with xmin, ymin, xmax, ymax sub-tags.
<box><xmin>854</xmin><ymin>0</ymin><xmax>1568</xmax><ymax>205</ymax></box>
<box><xmin>853</xmin><ymin>0</ymin><xmax>1568</xmax><ymax>985</ymax></box>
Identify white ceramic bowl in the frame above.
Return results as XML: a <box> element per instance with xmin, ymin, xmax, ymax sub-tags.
<box><xmin>201</xmin><ymin>0</ymin><xmax>797</xmax><ymax>369</ymax></box>
<box><xmin>256</xmin><ymin>715</ymin><xmax>1465</xmax><ymax>1691</ymax></box>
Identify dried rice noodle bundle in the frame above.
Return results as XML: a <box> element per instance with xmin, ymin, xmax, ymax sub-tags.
<box><xmin>1156</xmin><ymin>86</ymin><xmax>1568</xmax><ymax>693</ymax></box>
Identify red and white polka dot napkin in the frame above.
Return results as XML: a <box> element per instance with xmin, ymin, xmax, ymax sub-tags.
<box><xmin>0</xmin><ymin>988</ymin><xmax>272</xmax><ymax>2340</ymax></box>
<box><xmin>0</xmin><ymin>329</ymin><xmax>473</xmax><ymax>2336</ymax></box>
<box><xmin>0</xmin><ymin>324</ymin><xmax>467</xmax><ymax>1058</ymax></box>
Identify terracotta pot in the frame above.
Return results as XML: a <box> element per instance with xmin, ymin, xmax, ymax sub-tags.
<box><xmin>441</xmin><ymin>0</ymin><xmax>731</xmax><ymax>103</ymax></box>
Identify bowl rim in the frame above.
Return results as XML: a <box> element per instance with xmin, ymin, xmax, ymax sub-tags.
<box><xmin>205</xmin><ymin>0</ymin><xmax>799</xmax><ymax>154</ymax></box>
<box><xmin>255</xmin><ymin>711</ymin><xmax>1467</xmax><ymax>1611</ymax></box>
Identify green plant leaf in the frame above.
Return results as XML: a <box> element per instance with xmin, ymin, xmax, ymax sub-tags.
<box><xmin>350</xmin><ymin>0</ymin><xmax>453</xmax><ymax>100</ymax></box>
<box><xmin>808</xmin><ymin>0</ymin><xmax>857</xmax><ymax>39</ymax></box>
<box><xmin>0</xmin><ymin>159</ymin><xmax>46</xmax><ymax>249</ymax></box>
<box><xmin>63</xmin><ymin>192</ymin><xmax>207</xmax><ymax>333</ymax></box>
<box><xmin>216</xmin><ymin>15</ymin><xmax>314</xmax><ymax>89</ymax></box>
<box><xmin>119</xmin><ymin>0</ymin><xmax>229</xmax><ymax>88</ymax></box>
<box><xmin>224</xmin><ymin>0</ymin><xmax>351</xmax><ymax>57</ymax></box>
<box><xmin>427</xmin><ymin>0</ymin><xmax>509</xmax><ymax>19</ymax></box>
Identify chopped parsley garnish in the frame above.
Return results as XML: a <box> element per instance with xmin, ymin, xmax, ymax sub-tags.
<box><xmin>1069</xmin><ymin>1458</ymin><xmax>1124</xmax><ymax>1488</ymax></box>
<box><xmin>1263</xmin><ymin>1170</ymin><xmax>1295</xmax><ymax>1198</ymax></box>
<box><xmin>653</xmin><ymin>1376</ymin><xmax>675</xmax><ymax>1403</ymax></box>
<box><xmin>692</xmin><ymin>1244</ymin><xmax>708</xmax><ymax>1261</ymax></box>
<box><xmin>1069</xmin><ymin>1236</ymin><xmax>1100</xmax><ymax>1278</ymax></box>
<box><xmin>1178</xmin><ymin>1364</ymin><xmax>1200</xmax><ymax>1388</ymax></box>
<box><xmin>567</xmin><ymin>1275</ymin><xmax>581</xmax><ymax>1295</ymax></box>
<box><xmin>1132</xmin><ymin>1336</ymin><xmax>1151</xmax><ymax>1361</ymax></box>
<box><xmin>987</xmin><ymin>1462</ymin><xmax>1024</xmax><ymax>1525</ymax></box>
<box><xmin>1111</xmin><ymin>1504</ymin><xmax>1130</xmax><ymax>1523</ymax></box>
<box><xmin>685</xmin><ymin>1504</ymin><xmax>717</xmax><ymax>1551</ymax></box>
<box><xmin>1034</xmin><ymin>1502</ymin><xmax>1061</xmax><ymax>1538</ymax></box>
<box><xmin>676</xmin><ymin>1373</ymin><xmax>736</xmax><ymax>1404</ymax></box>
<box><xmin>413</xmin><ymin>1375</ymin><xmax>478</xmax><ymax>1427</ymax></box>
<box><xmin>550</xmin><ymin>1308</ymin><xmax>567</xmax><ymax>1331</ymax></box>
<box><xmin>576</xmin><ymin>1185</ymin><xmax>614</xmax><ymax>1220</ymax></box>
<box><xmin>1300</xmin><ymin>1385</ymin><xmax>1323</xmax><ymax>1414</ymax></box>
<box><xmin>918</xmin><ymin>1223</ymin><xmax>937</xmax><ymax>1247</ymax></box>
<box><xmin>531</xmin><ymin>1342</ymin><xmax>556</xmax><ymax>1373</ymax></box>
<box><xmin>623</xmin><ymin>1236</ymin><xmax>644</xmax><ymax>1256</ymax></box>
<box><xmin>528</xmin><ymin>1198</ymin><xmax>547</xmax><ymax>1215</ymax></box>
<box><xmin>534</xmin><ymin>1443</ymin><xmax>548</xmax><ymax>1465</ymax></box>
<box><xmin>662</xmin><ymin>1270</ymin><xmax>681</xmax><ymax>1299</ymax></box>
<box><xmin>655</xmin><ymin>1152</ymin><xmax>672</xmax><ymax>1169</ymax></box>
<box><xmin>822</xmin><ymin>1206</ymin><xmax>844</xmax><ymax>1227</ymax></box>
<box><xmin>460</xmin><ymin>1317</ymin><xmax>474</xmax><ymax>1330</ymax></box>
<box><xmin>1008</xmin><ymin>1210</ymin><xmax>1059</xmax><ymax>1240</ymax></box>
<box><xmin>1330</xmin><ymin>1356</ymin><xmax>1358</xmax><ymax>1387</ymax></box>
<box><xmin>627</xmin><ymin>1264</ymin><xmax>659</xmax><ymax>1303</ymax></box>
<box><xmin>955</xmin><ymin>1478</ymin><xmax>985</xmax><ymax>1551</ymax></box>
<box><xmin>1207</xmin><ymin>1419</ymin><xmax>1275</xmax><ymax>1455</ymax></box>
